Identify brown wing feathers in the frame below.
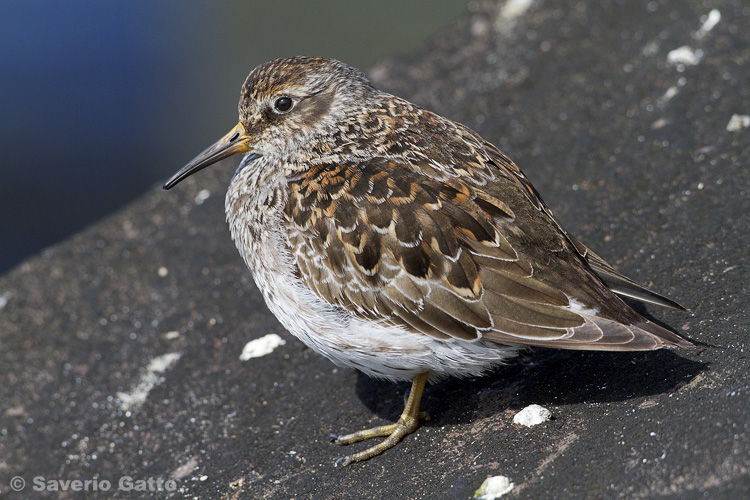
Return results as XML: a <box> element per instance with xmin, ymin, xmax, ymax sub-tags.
<box><xmin>284</xmin><ymin>108</ymin><xmax>688</xmax><ymax>351</ymax></box>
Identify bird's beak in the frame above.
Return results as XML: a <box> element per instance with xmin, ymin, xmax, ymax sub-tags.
<box><xmin>163</xmin><ymin>122</ymin><xmax>256</xmax><ymax>189</ymax></box>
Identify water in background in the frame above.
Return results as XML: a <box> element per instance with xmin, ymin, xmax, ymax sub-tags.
<box><xmin>0</xmin><ymin>0</ymin><xmax>468</xmax><ymax>274</ymax></box>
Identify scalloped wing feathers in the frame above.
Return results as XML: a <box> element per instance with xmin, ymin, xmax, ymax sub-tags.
<box><xmin>283</xmin><ymin>99</ymin><xmax>689</xmax><ymax>351</ymax></box>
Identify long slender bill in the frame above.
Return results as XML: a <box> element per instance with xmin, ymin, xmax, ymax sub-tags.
<box><xmin>163</xmin><ymin>122</ymin><xmax>255</xmax><ymax>189</ymax></box>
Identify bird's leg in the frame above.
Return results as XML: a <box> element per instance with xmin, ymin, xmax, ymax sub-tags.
<box><xmin>332</xmin><ymin>371</ymin><xmax>430</xmax><ymax>466</ymax></box>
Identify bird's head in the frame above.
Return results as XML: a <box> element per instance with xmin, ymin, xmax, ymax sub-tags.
<box><xmin>163</xmin><ymin>56</ymin><xmax>373</xmax><ymax>190</ymax></box>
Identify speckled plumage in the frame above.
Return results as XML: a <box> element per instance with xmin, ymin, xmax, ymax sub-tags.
<box><xmin>164</xmin><ymin>56</ymin><xmax>690</xmax><ymax>464</ymax></box>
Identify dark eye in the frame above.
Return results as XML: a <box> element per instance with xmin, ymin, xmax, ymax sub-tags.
<box><xmin>274</xmin><ymin>97</ymin><xmax>293</xmax><ymax>113</ymax></box>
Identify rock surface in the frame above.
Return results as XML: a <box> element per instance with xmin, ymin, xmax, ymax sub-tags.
<box><xmin>1</xmin><ymin>1</ymin><xmax>748</xmax><ymax>498</ymax></box>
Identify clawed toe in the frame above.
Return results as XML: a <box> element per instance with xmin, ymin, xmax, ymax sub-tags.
<box><xmin>330</xmin><ymin>372</ymin><xmax>429</xmax><ymax>466</ymax></box>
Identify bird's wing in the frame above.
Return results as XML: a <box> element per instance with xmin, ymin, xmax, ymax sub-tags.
<box><xmin>283</xmin><ymin>111</ymin><xmax>689</xmax><ymax>351</ymax></box>
<box><xmin>473</xmin><ymin>130</ymin><xmax>687</xmax><ymax>313</ymax></box>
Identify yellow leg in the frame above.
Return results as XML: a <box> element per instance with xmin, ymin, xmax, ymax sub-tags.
<box><xmin>332</xmin><ymin>372</ymin><xmax>429</xmax><ymax>466</ymax></box>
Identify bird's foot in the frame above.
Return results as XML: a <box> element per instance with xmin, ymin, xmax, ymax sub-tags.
<box><xmin>330</xmin><ymin>372</ymin><xmax>429</xmax><ymax>466</ymax></box>
<box><xmin>332</xmin><ymin>410</ymin><xmax>429</xmax><ymax>466</ymax></box>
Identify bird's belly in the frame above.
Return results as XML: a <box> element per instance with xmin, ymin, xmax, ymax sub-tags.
<box><xmin>241</xmin><ymin>235</ymin><xmax>518</xmax><ymax>381</ymax></box>
<box><xmin>256</xmin><ymin>265</ymin><xmax>521</xmax><ymax>381</ymax></box>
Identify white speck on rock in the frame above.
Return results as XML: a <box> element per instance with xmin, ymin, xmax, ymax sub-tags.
<box><xmin>667</xmin><ymin>46</ymin><xmax>701</xmax><ymax>66</ymax></box>
<box><xmin>194</xmin><ymin>189</ymin><xmax>211</xmax><ymax>205</ymax></box>
<box><xmin>116</xmin><ymin>352</ymin><xmax>182</xmax><ymax>411</ymax></box>
<box><xmin>661</xmin><ymin>86</ymin><xmax>679</xmax><ymax>102</ymax></box>
<box><xmin>500</xmin><ymin>0</ymin><xmax>533</xmax><ymax>19</ymax></box>
<box><xmin>172</xmin><ymin>456</ymin><xmax>199</xmax><ymax>480</ymax></box>
<box><xmin>157</xmin><ymin>266</ymin><xmax>168</xmax><ymax>277</ymax></box>
<box><xmin>474</xmin><ymin>475</ymin><xmax>514</xmax><ymax>499</ymax></box>
<box><xmin>695</xmin><ymin>9</ymin><xmax>721</xmax><ymax>38</ymax></box>
<box><xmin>726</xmin><ymin>114</ymin><xmax>750</xmax><ymax>132</ymax></box>
<box><xmin>0</xmin><ymin>292</ymin><xmax>12</xmax><ymax>310</ymax></box>
<box><xmin>513</xmin><ymin>404</ymin><xmax>552</xmax><ymax>427</ymax></box>
<box><xmin>240</xmin><ymin>334</ymin><xmax>286</xmax><ymax>360</ymax></box>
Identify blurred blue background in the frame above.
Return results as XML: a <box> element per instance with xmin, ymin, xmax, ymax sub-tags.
<box><xmin>0</xmin><ymin>0</ymin><xmax>468</xmax><ymax>274</ymax></box>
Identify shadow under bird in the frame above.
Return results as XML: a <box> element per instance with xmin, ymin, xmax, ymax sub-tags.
<box><xmin>164</xmin><ymin>56</ymin><xmax>691</xmax><ymax>466</ymax></box>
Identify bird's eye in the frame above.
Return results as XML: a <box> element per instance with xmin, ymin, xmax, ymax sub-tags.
<box><xmin>274</xmin><ymin>97</ymin><xmax>294</xmax><ymax>113</ymax></box>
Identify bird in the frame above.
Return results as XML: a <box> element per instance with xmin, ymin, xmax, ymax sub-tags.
<box><xmin>163</xmin><ymin>56</ymin><xmax>691</xmax><ymax>466</ymax></box>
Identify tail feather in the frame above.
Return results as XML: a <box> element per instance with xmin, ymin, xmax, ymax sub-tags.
<box><xmin>566</xmin><ymin>235</ymin><xmax>687</xmax><ymax>311</ymax></box>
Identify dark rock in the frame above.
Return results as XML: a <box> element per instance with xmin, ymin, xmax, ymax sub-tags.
<box><xmin>1</xmin><ymin>1</ymin><xmax>747</xmax><ymax>498</ymax></box>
